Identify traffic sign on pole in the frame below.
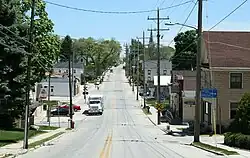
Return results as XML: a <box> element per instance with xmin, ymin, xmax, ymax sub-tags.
<box><xmin>201</xmin><ymin>88</ymin><xmax>217</xmax><ymax>98</ymax></box>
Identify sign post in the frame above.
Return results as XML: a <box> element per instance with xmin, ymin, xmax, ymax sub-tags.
<box><xmin>201</xmin><ymin>88</ymin><xmax>217</xmax><ymax>145</ymax></box>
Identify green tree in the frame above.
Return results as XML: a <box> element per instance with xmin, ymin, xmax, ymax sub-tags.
<box><xmin>60</xmin><ymin>35</ymin><xmax>73</xmax><ymax>61</ymax></box>
<box><xmin>171</xmin><ymin>30</ymin><xmax>197</xmax><ymax>70</ymax></box>
<box><xmin>229</xmin><ymin>93</ymin><xmax>250</xmax><ymax>134</ymax></box>
<box><xmin>0</xmin><ymin>0</ymin><xmax>27</xmax><ymax>128</ymax></box>
<box><xmin>21</xmin><ymin>0</ymin><xmax>61</xmax><ymax>84</ymax></box>
<box><xmin>72</xmin><ymin>37</ymin><xmax>121</xmax><ymax>79</ymax></box>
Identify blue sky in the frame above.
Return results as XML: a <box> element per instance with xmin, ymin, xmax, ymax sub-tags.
<box><xmin>45</xmin><ymin>0</ymin><xmax>250</xmax><ymax>49</ymax></box>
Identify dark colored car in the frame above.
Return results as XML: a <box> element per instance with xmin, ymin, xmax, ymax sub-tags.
<box><xmin>50</xmin><ymin>107</ymin><xmax>74</xmax><ymax>116</ymax></box>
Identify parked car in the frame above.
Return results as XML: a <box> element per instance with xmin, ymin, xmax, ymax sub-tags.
<box><xmin>50</xmin><ymin>107</ymin><xmax>74</xmax><ymax>116</ymax></box>
<box><xmin>60</xmin><ymin>104</ymin><xmax>81</xmax><ymax>112</ymax></box>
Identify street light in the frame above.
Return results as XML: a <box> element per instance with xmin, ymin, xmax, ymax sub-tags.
<box><xmin>165</xmin><ymin>22</ymin><xmax>197</xmax><ymax>30</ymax></box>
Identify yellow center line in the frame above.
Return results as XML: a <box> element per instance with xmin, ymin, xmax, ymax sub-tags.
<box><xmin>100</xmin><ymin>134</ymin><xmax>111</xmax><ymax>158</ymax></box>
<box><xmin>99</xmin><ymin>96</ymin><xmax>115</xmax><ymax>158</ymax></box>
<box><xmin>105</xmin><ymin>131</ymin><xmax>113</xmax><ymax>158</ymax></box>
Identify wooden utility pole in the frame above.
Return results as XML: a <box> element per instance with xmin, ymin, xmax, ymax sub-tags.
<box><xmin>23</xmin><ymin>0</ymin><xmax>35</xmax><ymax>149</ymax></box>
<box><xmin>68</xmin><ymin>52</ymin><xmax>73</xmax><ymax>128</ymax></box>
<box><xmin>148</xmin><ymin>8</ymin><xmax>169</xmax><ymax>125</ymax></box>
<box><xmin>47</xmin><ymin>71</ymin><xmax>51</xmax><ymax>126</ymax></box>
<box><xmin>194</xmin><ymin>0</ymin><xmax>203</xmax><ymax>142</ymax></box>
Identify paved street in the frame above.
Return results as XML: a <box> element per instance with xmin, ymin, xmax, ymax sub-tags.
<box><xmin>18</xmin><ymin>66</ymin><xmax>224</xmax><ymax>158</ymax></box>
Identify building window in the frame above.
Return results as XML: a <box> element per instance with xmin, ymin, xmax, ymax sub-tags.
<box><xmin>163</xmin><ymin>70</ymin><xmax>167</xmax><ymax>75</ymax></box>
<box><xmin>148</xmin><ymin>76</ymin><xmax>151</xmax><ymax>81</ymax></box>
<box><xmin>44</xmin><ymin>86</ymin><xmax>47</xmax><ymax>88</ymax></box>
<box><xmin>230</xmin><ymin>73</ymin><xmax>242</xmax><ymax>89</ymax></box>
<box><xmin>66</xmin><ymin>70</ymin><xmax>68</xmax><ymax>73</ymax></box>
<box><xmin>73</xmin><ymin>69</ymin><xmax>76</xmax><ymax>73</ymax></box>
<box><xmin>148</xmin><ymin>70</ymin><xmax>151</xmax><ymax>75</ymax></box>
<box><xmin>51</xmin><ymin>89</ymin><xmax>53</xmax><ymax>92</ymax></box>
<box><xmin>230</xmin><ymin>102</ymin><xmax>239</xmax><ymax>119</ymax></box>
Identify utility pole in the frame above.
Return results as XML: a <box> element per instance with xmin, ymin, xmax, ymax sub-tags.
<box><xmin>136</xmin><ymin>39</ymin><xmax>140</xmax><ymax>100</ymax></box>
<box><xmin>136</xmin><ymin>33</ymin><xmax>152</xmax><ymax>108</ymax></box>
<box><xmin>72</xmin><ymin>52</ymin><xmax>74</xmax><ymax>95</ymax></box>
<box><xmin>68</xmin><ymin>51</ymin><xmax>73</xmax><ymax>128</ymax></box>
<box><xmin>148</xmin><ymin>8</ymin><xmax>169</xmax><ymax>125</ymax></box>
<box><xmin>132</xmin><ymin>43</ymin><xmax>135</xmax><ymax>92</ymax></box>
<box><xmin>194</xmin><ymin>0</ymin><xmax>203</xmax><ymax>143</ymax></box>
<box><xmin>23</xmin><ymin>0</ymin><xmax>35</xmax><ymax>149</ymax></box>
<box><xmin>125</xmin><ymin>44</ymin><xmax>129</xmax><ymax>77</ymax></box>
<box><xmin>47</xmin><ymin>71</ymin><xmax>51</xmax><ymax>126</ymax></box>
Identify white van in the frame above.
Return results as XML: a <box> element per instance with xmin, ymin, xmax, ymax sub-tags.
<box><xmin>87</xmin><ymin>95</ymin><xmax>104</xmax><ymax>115</ymax></box>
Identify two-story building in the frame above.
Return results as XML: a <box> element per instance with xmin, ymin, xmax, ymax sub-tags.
<box><xmin>53</xmin><ymin>61</ymin><xmax>84</xmax><ymax>80</ymax></box>
<box><xmin>202</xmin><ymin>31</ymin><xmax>250</xmax><ymax>126</ymax></box>
<box><xmin>144</xmin><ymin>60</ymin><xmax>172</xmax><ymax>98</ymax></box>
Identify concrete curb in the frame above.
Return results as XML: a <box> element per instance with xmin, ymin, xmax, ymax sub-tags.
<box><xmin>1</xmin><ymin>129</ymin><xmax>66</xmax><ymax>158</ymax></box>
<box><xmin>191</xmin><ymin>143</ymin><xmax>224</xmax><ymax>156</ymax></box>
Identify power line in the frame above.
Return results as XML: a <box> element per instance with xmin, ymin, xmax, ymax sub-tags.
<box><xmin>169</xmin><ymin>0</ymin><xmax>248</xmax><ymax>57</ymax></box>
<box><xmin>167</xmin><ymin>0</ymin><xmax>197</xmax><ymax>46</ymax></box>
<box><xmin>44</xmin><ymin>0</ymin><xmax>193</xmax><ymax>14</ymax></box>
<box><xmin>208</xmin><ymin>0</ymin><xmax>248</xmax><ymax>31</ymax></box>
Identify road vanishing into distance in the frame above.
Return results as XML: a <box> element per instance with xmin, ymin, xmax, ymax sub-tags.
<box><xmin>19</xmin><ymin>66</ymin><xmax>223</xmax><ymax>158</ymax></box>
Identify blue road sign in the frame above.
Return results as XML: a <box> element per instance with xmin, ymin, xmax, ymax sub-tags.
<box><xmin>201</xmin><ymin>88</ymin><xmax>217</xmax><ymax>98</ymax></box>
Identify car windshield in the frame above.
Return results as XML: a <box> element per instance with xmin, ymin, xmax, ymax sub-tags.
<box><xmin>89</xmin><ymin>100</ymin><xmax>100</xmax><ymax>104</ymax></box>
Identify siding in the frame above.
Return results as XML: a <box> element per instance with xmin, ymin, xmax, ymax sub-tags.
<box><xmin>213</xmin><ymin>71</ymin><xmax>250</xmax><ymax>124</ymax></box>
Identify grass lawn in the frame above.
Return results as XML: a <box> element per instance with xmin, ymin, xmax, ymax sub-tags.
<box><xmin>38</xmin><ymin>125</ymin><xmax>59</xmax><ymax>131</ymax></box>
<box><xmin>192</xmin><ymin>142</ymin><xmax>239</xmax><ymax>155</ymax></box>
<box><xmin>146</xmin><ymin>99</ymin><xmax>170</xmax><ymax>109</ymax></box>
<box><xmin>43</xmin><ymin>100</ymin><xmax>58</xmax><ymax>107</ymax></box>
<box><xmin>142</xmin><ymin>108</ymin><xmax>152</xmax><ymax>115</ymax></box>
<box><xmin>29</xmin><ymin>132</ymin><xmax>64</xmax><ymax>148</ymax></box>
<box><xmin>0</xmin><ymin>128</ymin><xmax>45</xmax><ymax>147</ymax></box>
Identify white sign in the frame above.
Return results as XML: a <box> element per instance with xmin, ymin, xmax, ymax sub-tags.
<box><xmin>39</xmin><ymin>88</ymin><xmax>48</xmax><ymax>99</ymax></box>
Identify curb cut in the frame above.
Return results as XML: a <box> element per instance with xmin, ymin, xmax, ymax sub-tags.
<box><xmin>191</xmin><ymin>144</ymin><xmax>224</xmax><ymax>156</ymax></box>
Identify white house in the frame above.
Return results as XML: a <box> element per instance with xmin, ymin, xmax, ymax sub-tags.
<box><xmin>144</xmin><ymin>60</ymin><xmax>172</xmax><ymax>83</ymax></box>
<box><xmin>53</xmin><ymin>61</ymin><xmax>84</xmax><ymax>80</ymax></box>
<box><xmin>39</xmin><ymin>75</ymin><xmax>76</xmax><ymax>97</ymax></box>
<box><xmin>144</xmin><ymin>60</ymin><xmax>172</xmax><ymax>98</ymax></box>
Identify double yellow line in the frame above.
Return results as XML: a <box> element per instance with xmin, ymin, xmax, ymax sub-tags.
<box><xmin>99</xmin><ymin>132</ymin><xmax>113</xmax><ymax>158</ymax></box>
<box><xmin>99</xmin><ymin>96</ymin><xmax>115</xmax><ymax>158</ymax></box>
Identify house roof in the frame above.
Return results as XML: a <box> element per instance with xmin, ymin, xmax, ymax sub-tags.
<box><xmin>203</xmin><ymin>31</ymin><xmax>250</xmax><ymax>68</ymax></box>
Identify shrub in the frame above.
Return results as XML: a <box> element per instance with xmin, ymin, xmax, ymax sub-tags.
<box><xmin>224</xmin><ymin>132</ymin><xmax>250</xmax><ymax>150</ymax></box>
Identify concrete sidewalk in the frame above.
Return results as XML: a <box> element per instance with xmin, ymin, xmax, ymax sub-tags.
<box><xmin>0</xmin><ymin>128</ymin><xmax>66</xmax><ymax>158</ymax></box>
<box><xmin>145</xmin><ymin>105</ymin><xmax>250</xmax><ymax>157</ymax></box>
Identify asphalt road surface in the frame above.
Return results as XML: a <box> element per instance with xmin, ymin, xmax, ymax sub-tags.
<box><xmin>18</xmin><ymin>65</ymin><xmax>223</xmax><ymax>158</ymax></box>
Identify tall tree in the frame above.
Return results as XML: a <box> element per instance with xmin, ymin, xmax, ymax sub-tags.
<box><xmin>60</xmin><ymin>35</ymin><xmax>73</xmax><ymax>61</ymax></box>
<box><xmin>171</xmin><ymin>30</ymin><xmax>197</xmax><ymax>70</ymax></box>
<box><xmin>0</xmin><ymin>0</ymin><xmax>27</xmax><ymax>128</ymax></box>
<box><xmin>72</xmin><ymin>37</ymin><xmax>121</xmax><ymax>78</ymax></box>
<box><xmin>20</xmin><ymin>0</ymin><xmax>61</xmax><ymax>84</ymax></box>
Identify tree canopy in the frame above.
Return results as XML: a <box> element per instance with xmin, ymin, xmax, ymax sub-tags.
<box><xmin>171</xmin><ymin>30</ymin><xmax>197</xmax><ymax>70</ymax></box>
<box><xmin>0</xmin><ymin>0</ymin><xmax>60</xmax><ymax>128</ymax></box>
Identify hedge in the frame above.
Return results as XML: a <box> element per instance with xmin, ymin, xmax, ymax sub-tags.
<box><xmin>224</xmin><ymin>132</ymin><xmax>250</xmax><ymax>150</ymax></box>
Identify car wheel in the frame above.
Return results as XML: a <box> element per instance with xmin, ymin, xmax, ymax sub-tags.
<box><xmin>74</xmin><ymin>109</ymin><xmax>78</xmax><ymax>112</ymax></box>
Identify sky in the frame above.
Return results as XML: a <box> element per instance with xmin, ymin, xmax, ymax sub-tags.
<box><xmin>45</xmin><ymin>0</ymin><xmax>250</xmax><ymax>52</ymax></box>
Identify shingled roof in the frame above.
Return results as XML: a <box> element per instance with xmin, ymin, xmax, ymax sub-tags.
<box><xmin>203</xmin><ymin>31</ymin><xmax>250</xmax><ymax>68</ymax></box>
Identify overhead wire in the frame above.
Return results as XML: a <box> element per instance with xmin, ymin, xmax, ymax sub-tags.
<box><xmin>44</xmin><ymin>0</ymin><xmax>193</xmax><ymax>14</ymax></box>
<box><xmin>0</xmin><ymin>25</ymin><xmax>53</xmax><ymax>71</ymax></box>
<box><xmin>167</xmin><ymin>0</ymin><xmax>198</xmax><ymax>47</ymax></box>
<box><xmin>171</xmin><ymin>0</ymin><xmax>248</xmax><ymax>62</ymax></box>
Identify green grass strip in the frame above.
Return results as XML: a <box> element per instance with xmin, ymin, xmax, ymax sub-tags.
<box><xmin>192</xmin><ymin>142</ymin><xmax>239</xmax><ymax>155</ymax></box>
<box><xmin>29</xmin><ymin>132</ymin><xmax>64</xmax><ymax>148</ymax></box>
